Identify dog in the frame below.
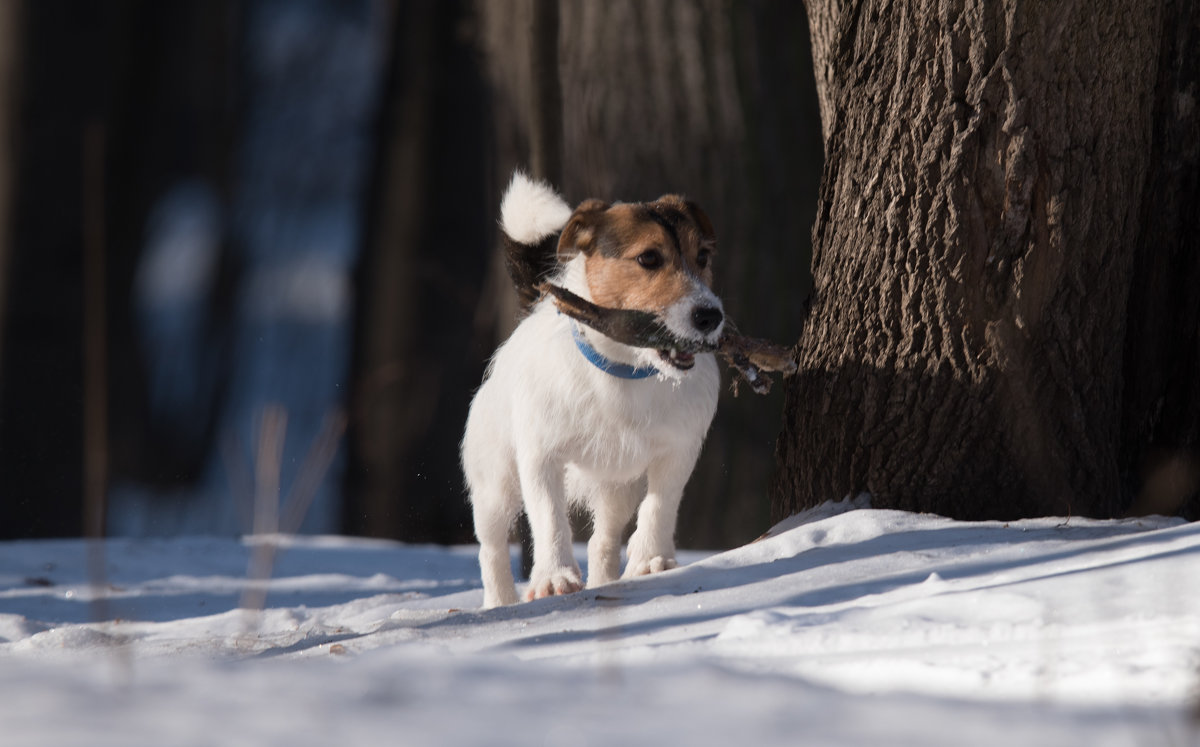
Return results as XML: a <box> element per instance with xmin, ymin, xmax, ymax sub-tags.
<box><xmin>462</xmin><ymin>172</ymin><xmax>724</xmax><ymax>608</ymax></box>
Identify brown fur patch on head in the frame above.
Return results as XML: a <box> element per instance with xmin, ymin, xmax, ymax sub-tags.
<box><xmin>557</xmin><ymin>195</ymin><xmax>717</xmax><ymax>313</ymax></box>
<box><xmin>556</xmin><ymin>199</ymin><xmax>609</xmax><ymax>261</ymax></box>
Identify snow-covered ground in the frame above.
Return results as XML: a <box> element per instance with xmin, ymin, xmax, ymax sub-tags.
<box><xmin>2</xmin><ymin>498</ymin><xmax>1198</xmax><ymax>746</ymax></box>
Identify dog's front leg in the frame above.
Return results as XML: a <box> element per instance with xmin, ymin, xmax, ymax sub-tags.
<box><xmin>586</xmin><ymin>481</ymin><xmax>642</xmax><ymax>588</ymax></box>
<box><xmin>518</xmin><ymin>456</ymin><xmax>583</xmax><ymax>600</ymax></box>
<box><xmin>623</xmin><ymin>447</ymin><xmax>701</xmax><ymax>578</ymax></box>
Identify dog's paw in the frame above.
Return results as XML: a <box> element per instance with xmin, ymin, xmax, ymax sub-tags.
<box><xmin>623</xmin><ymin>555</ymin><xmax>678</xmax><ymax>578</ymax></box>
<box><xmin>525</xmin><ymin>567</ymin><xmax>584</xmax><ymax>601</ymax></box>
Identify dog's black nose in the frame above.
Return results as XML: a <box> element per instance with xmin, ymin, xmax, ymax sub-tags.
<box><xmin>691</xmin><ymin>306</ymin><xmax>724</xmax><ymax>334</ymax></box>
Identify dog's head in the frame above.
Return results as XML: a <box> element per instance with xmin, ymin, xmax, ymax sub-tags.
<box><xmin>557</xmin><ymin>196</ymin><xmax>724</xmax><ymax>372</ymax></box>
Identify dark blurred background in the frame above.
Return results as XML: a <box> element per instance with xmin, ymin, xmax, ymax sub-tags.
<box><xmin>0</xmin><ymin>0</ymin><xmax>822</xmax><ymax>549</ymax></box>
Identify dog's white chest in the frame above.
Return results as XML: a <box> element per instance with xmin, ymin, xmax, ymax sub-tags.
<box><xmin>498</xmin><ymin>312</ymin><xmax>716</xmax><ymax>475</ymax></box>
<box><xmin>562</xmin><ymin>399</ymin><xmax>671</xmax><ymax>482</ymax></box>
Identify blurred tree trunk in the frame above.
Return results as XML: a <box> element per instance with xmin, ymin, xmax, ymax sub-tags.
<box><xmin>773</xmin><ymin>0</ymin><xmax>1199</xmax><ymax>520</ymax></box>
<box><xmin>104</xmin><ymin>1</ymin><xmax>237</xmax><ymax>493</ymax></box>
<box><xmin>0</xmin><ymin>1</ymin><xmax>18</xmax><ymax>381</ymax></box>
<box><xmin>0</xmin><ymin>3</ymin><xmax>105</xmax><ymax>538</ymax></box>
<box><xmin>476</xmin><ymin>0</ymin><xmax>822</xmax><ymax>548</ymax></box>
<box><xmin>345</xmin><ymin>0</ymin><xmax>492</xmax><ymax>542</ymax></box>
<box><xmin>0</xmin><ymin>2</ymin><xmax>236</xmax><ymax>538</ymax></box>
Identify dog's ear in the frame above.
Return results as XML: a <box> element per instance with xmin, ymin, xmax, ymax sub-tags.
<box><xmin>683</xmin><ymin>200</ymin><xmax>715</xmax><ymax>243</ymax></box>
<box><xmin>557</xmin><ymin>199</ymin><xmax>609</xmax><ymax>260</ymax></box>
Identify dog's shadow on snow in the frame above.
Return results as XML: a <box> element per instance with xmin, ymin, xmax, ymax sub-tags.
<box><xmin>212</xmin><ymin>515</ymin><xmax>1194</xmax><ymax>661</ymax></box>
<box><xmin>444</xmin><ymin>517</ymin><xmax>1197</xmax><ymax>653</ymax></box>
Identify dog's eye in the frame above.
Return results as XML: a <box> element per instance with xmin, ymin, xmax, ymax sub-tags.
<box><xmin>696</xmin><ymin>249</ymin><xmax>712</xmax><ymax>270</ymax></box>
<box><xmin>636</xmin><ymin>250</ymin><xmax>665</xmax><ymax>270</ymax></box>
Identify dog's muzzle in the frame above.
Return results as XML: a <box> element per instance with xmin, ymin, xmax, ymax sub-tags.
<box><xmin>656</xmin><ymin>304</ymin><xmax>724</xmax><ymax>370</ymax></box>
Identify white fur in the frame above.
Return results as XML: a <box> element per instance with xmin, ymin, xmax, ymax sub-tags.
<box><xmin>500</xmin><ymin>171</ymin><xmax>573</xmax><ymax>245</ymax></box>
<box><xmin>463</xmin><ymin>248</ymin><xmax>722</xmax><ymax>608</ymax></box>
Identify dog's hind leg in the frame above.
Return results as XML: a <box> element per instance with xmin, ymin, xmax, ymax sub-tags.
<box><xmin>586</xmin><ymin>479</ymin><xmax>642</xmax><ymax>588</ymax></box>
<box><xmin>472</xmin><ymin>482</ymin><xmax>521</xmax><ymax>608</ymax></box>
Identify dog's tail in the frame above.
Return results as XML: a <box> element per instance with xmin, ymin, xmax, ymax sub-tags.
<box><xmin>500</xmin><ymin>170</ymin><xmax>572</xmax><ymax>311</ymax></box>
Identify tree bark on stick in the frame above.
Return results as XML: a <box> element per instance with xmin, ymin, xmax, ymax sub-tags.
<box><xmin>773</xmin><ymin>0</ymin><xmax>1196</xmax><ymax>520</ymax></box>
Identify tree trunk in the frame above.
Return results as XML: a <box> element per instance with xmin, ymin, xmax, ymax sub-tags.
<box><xmin>104</xmin><ymin>0</ymin><xmax>237</xmax><ymax>493</ymax></box>
<box><xmin>1121</xmin><ymin>0</ymin><xmax>1200</xmax><ymax>519</ymax></box>
<box><xmin>773</xmin><ymin>0</ymin><xmax>1188</xmax><ymax>521</ymax></box>
<box><xmin>0</xmin><ymin>2</ymin><xmax>106</xmax><ymax>538</ymax></box>
<box><xmin>0</xmin><ymin>1</ymin><xmax>18</xmax><ymax>383</ymax></box>
<box><xmin>0</xmin><ymin>2</ymin><xmax>238</xmax><ymax>538</ymax></box>
<box><xmin>344</xmin><ymin>0</ymin><xmax>493</xmax><ymax>543</ymax></box>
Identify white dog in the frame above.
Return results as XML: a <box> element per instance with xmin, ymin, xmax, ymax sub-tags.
<box><xmin>462</xmin><ymin>172</ymin><xmax>724</xmax><ymax>608</ymax></box>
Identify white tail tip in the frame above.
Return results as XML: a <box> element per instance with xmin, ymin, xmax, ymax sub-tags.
<box><xmin>500</xmin><ymin>171</ymin><xmax>572</xmax><ymax>245</ymax></box>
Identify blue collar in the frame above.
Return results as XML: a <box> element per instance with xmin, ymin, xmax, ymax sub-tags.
<box><xmin>570</xmin><ymin>322</ymin><xmax>658</xmax><ymax>380</ymax></box>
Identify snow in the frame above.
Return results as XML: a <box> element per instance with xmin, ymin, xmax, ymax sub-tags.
<box><xmin>2</xmin><ymin>498</ymin><xmax>1198</xmax><ymax>746</ymax></box>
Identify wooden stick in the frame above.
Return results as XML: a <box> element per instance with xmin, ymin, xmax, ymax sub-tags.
<box><xmin>537</xmin><ymin>283</ymin><xmax>797</xmax><ymax>395</ymax></box>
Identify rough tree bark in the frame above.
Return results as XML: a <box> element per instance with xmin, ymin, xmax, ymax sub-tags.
<box><xmin>774</xmin><ymin>0</ymin><xmax>1198</xmax><ymax>521</ymax></box>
